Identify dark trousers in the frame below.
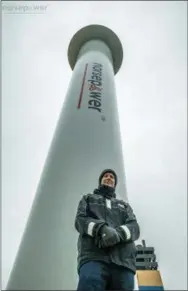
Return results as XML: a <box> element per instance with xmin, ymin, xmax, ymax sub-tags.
<box><xmin>77</xmin><ymin>261</ymin><xmax>135</xmax><ymax>291</ymax></box>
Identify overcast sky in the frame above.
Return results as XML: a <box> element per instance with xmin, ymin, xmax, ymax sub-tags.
<box><xmin>2</xmin><ymin>1</ymin><xmax>187</xmax><ymax>290</ymax></box>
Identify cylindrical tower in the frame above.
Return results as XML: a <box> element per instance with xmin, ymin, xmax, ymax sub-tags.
<box><xmin>6</xmin><ymin>24</ymin><xmax>125</xmax><ymax>290</ymax></box>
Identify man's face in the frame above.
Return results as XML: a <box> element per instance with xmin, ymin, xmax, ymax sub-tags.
<box><xmin>101</xmin><ymin>172</ymin><xmax>115</xmax><ymax>188</ymax></box>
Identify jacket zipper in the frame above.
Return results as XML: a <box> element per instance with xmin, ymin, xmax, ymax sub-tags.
<box><xmin>104</xmin><ymin>197</ymin><xmax>107</xmax><ymax>223</ymax></box>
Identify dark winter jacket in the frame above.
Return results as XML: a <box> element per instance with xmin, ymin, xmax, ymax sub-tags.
<box><xmin>74</xmin><ymin>186</ymin><xmax>140</xmax><ymax>274</ymax></box>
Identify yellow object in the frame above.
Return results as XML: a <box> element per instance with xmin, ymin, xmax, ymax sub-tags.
<box><xmin>136</xmin><ymin>270</ymin><xmax>163</xmax><ymax>287</ymax></box>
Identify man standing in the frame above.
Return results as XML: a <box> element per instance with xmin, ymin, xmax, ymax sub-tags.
<box><xmin>75</xmin><ymin>169</ymin><xmax>140</xmax><ymax>291</ymax></box>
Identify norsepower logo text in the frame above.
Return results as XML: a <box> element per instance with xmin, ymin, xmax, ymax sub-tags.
<box><xmin>2</xmin><ymin>3</ymin><xmax>48</xmax><ymax>14</ymax></box>
<box><xmin>88</xmin><ymin>63</ymin><xmax>103</xmax><ymax>113</ymax></box>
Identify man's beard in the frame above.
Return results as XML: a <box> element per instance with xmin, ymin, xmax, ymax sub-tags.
<box><xmin>103</xmin><ymin>180</ymin><xmax>114</xmax><ymax>187</ymax></box>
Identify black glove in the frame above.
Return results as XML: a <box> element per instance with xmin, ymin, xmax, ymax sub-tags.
<box><xmin>98</xmin><ymin>225</ymin><xmax>121</xmax><ymax>248</ymax></box>
<box><xmin>92</xmin><ymin>222</ymin><xmax>107</xmax><ymax>247</ymax></box>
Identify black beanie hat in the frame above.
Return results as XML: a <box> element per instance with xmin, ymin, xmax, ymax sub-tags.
<box><xmin>99</xmin><ymin>169</ymin><xmax>118</xmax><ymax>187</ymax></box>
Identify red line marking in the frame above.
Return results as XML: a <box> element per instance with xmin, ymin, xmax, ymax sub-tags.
<box><xmin>77</xmin><ymin>63</ymin><xmax>88</xmax><ymax>109</ymax></box>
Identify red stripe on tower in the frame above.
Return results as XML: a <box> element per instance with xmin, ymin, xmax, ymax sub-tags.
<box><xmin>77</xmin><ymin>63</ymin><xmax>88</xmax><ymax>109</ymax></box>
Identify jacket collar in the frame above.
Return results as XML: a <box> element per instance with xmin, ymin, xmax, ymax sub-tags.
<box><xmin>93</xmin><ymin>185</ymin><xmax>116</xmax><ymax>199</ymax></box>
